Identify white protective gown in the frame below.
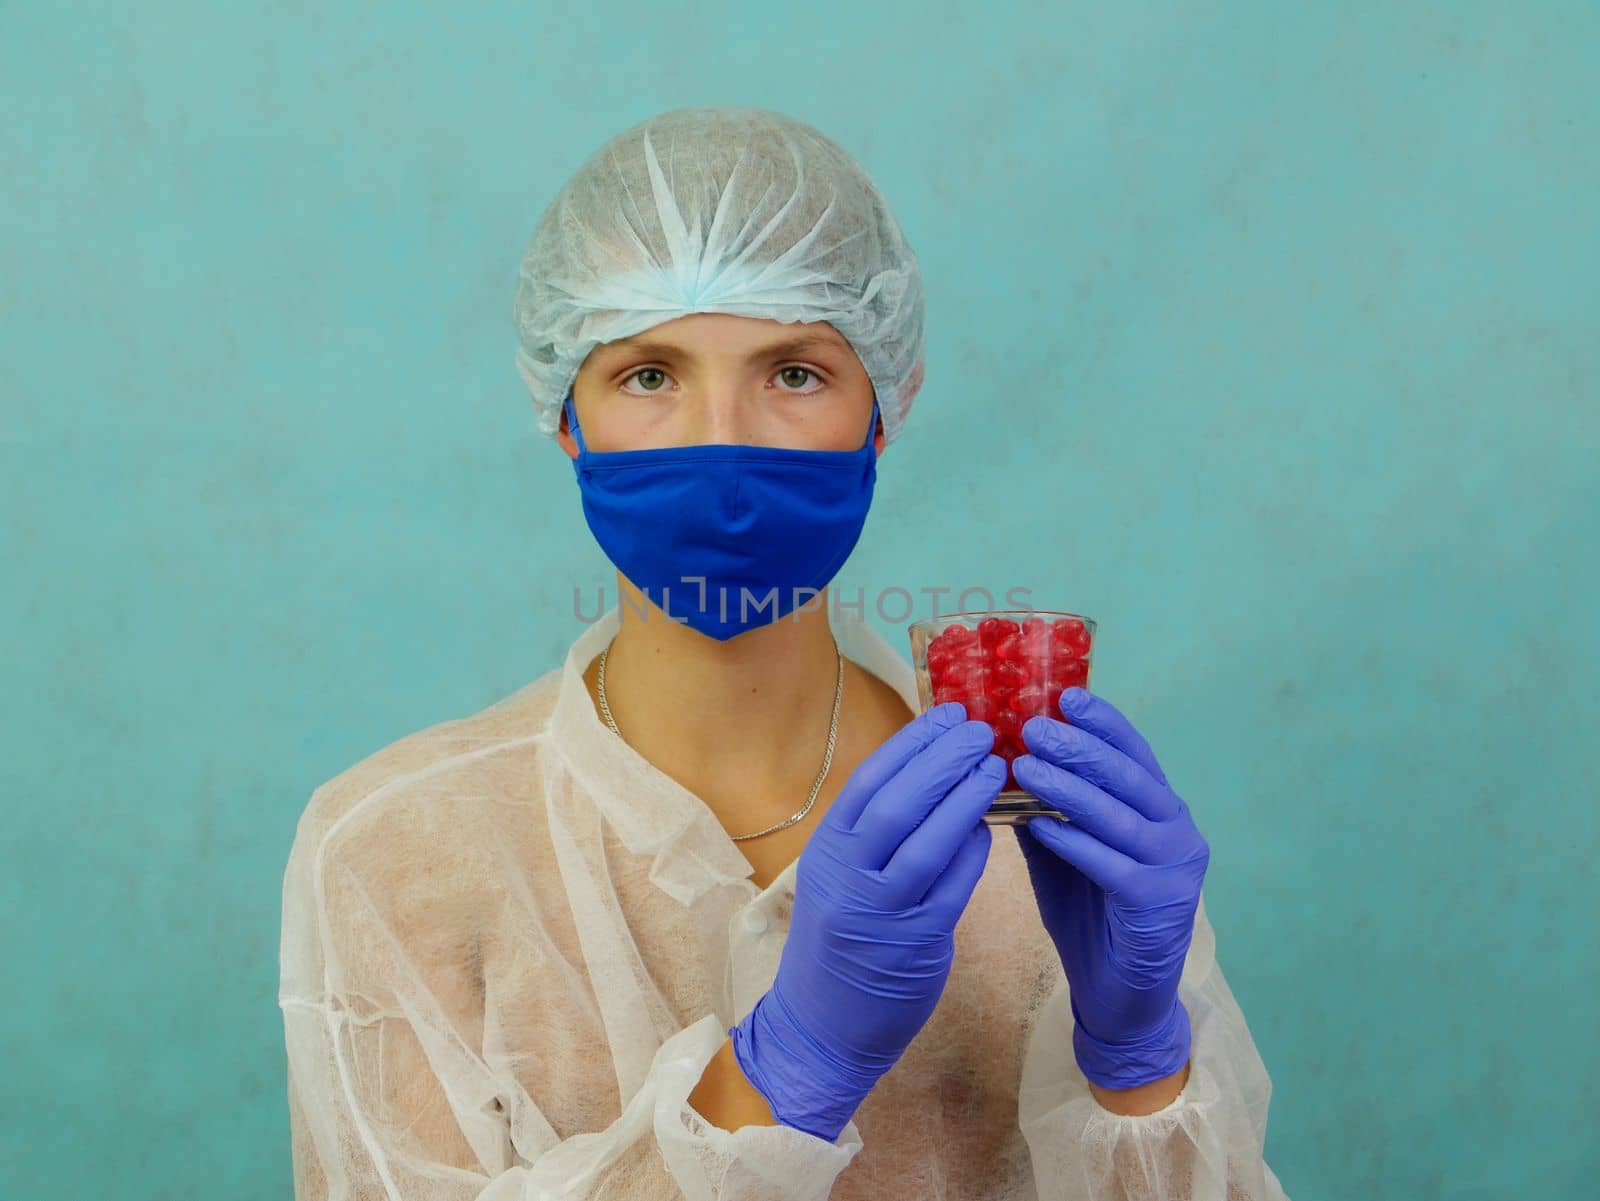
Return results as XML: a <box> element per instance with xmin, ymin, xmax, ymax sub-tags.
<box><xmin>279</xmin><ymin>604</ymin><xmax>1292</xmax><ymax>1200</ymax></box>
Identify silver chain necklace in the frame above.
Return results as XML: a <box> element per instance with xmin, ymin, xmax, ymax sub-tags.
<box><xmin>595</xmin><ymin>638</ymin><xmax>844</xmax><ymax>841</ymax></box>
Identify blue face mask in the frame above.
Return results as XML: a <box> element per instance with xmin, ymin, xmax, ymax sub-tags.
<box><xmin>564</xmin><ymin>392</ymin><xmax>879</xmax><ymax>641</ymax></box>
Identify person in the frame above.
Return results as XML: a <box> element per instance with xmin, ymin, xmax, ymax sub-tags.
<box><xmin>278</xmin><ymin>105</ymin><xmax>1291</xmax><ymax>1200</ymax></box>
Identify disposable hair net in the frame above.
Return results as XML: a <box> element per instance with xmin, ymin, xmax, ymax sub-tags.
<box><xmin>511</xmin><ymin>105</ymin><xmax>927</xmax><ymax>445</ymax></box>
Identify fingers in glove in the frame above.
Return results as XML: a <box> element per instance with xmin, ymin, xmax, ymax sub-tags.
<box><xmin>1019</xmin><ymin>797</ymin><xmax>1141</xmax><ymax>895</ymax></box>
<box><xmin>825</xmin><ymin>701</ymin><xmax>970</xmax><ymax>833</ymax></box>
<box><xmin>1011</xmin><ymin>751</ymin><xmax>1159</xmax><ymax>864</ymax></box>
<box><xmin>879</xmin><ymin>754</ymin><xmax>1006</xmax><ymax>909</ymax></box>
<box><xmin>845</xmin><ymin>719</ymin><xmax>996</xmax><ymax>871</ymax></box>
<box><xmin>1021</xmin><ymin>715</ymin><xmax>1182</xmax><ymax>824</ymax></box>
<box><xmin>1054</xmin><ymin>688</ymin><xmax>1171</xmax><ymax>788</ymax></box>
<box><xmin>916</xmin><ymin>819</ymin><xmax>992</xmax><ymax>915</ymax></box>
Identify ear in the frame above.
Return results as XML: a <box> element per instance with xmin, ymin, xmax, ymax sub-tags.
<box><xmin>555</xmin><ymin>400</ymin><xmax>578</xmax><ymax>460</ymax></box>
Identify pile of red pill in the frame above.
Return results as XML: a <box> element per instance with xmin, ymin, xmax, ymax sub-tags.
<box><xmin>925</xmin><ymin>615</ymin><xmax>1093</xmax><ymax>791</ymax></box>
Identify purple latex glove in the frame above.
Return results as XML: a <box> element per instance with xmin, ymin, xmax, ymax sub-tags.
<box><xmin>1011</xmin><ymin>686</ymin><xmax>1210</xmax><ymax>1091</ymax></box>
<box><xmin>730</xmin><ymin>704</ymin><xmax>1003</xmax><ymax>1142</ymax></box>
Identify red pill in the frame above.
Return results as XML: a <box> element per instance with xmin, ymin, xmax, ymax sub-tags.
<box><xmin>1049</xmin><ymin>659</ymin><xmax>1089</xmax><ymax>690</ymax></box>
<box><xmin>1009</xmin><ymin>682</ymin><xmax>1054</xmax><ymax>715</ymax></box>
<box><xmin>944</xmin><ymin>661</ymin><xmax>986</xmax><ymax>697</ymax></box>
<box><xmin>993</xmin><ymin>633</ymin><xmax>1026</xmax><ymax>662</ymax></box>
<box><xmin>983</xmin><ymin>678</ymin><xmax>1016</xmax><ymax>708</ymax></box>
<box><xmin>993</xmin><ymin>708</ymin><xmax>1023</xmax><ymax>741</ymax></box>
<box><xmin>1018</xmin><ymin>626</ymin><xmax>1053</xmax><ymax>664</ymax></box>
<box><xmin>1050</xmin><ymin>618</ymin><xmax>1092</xmax><ymax>657</ymax></box>
<box><xmin>941</xmin><ymin>623</ymin><xmax>978</xmax><ymax>649</ymax></box>
<box><xmin>961</xmin><ymin>693</ymin><xmax>998</xmax><ymax>724</ymax></box>
<box><xmin>992</xmin><ymin>660</ymin><xmax>1027</xmax><ymax>690</ymax></box>
<box><xmin>978</xmin><ymin>617</ymin><xmax>1021</xmax><ymax>647</ymax></box>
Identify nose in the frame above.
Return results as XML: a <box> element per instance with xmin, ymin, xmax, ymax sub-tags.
<box><xmin>685</xmin><ymin>391</ymin><xmax>752</xmax><ymax>446</ymax></box>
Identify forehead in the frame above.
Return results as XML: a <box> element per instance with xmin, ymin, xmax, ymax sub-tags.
<box><xmin>594</xmin><ymin>313</ymin><xmax>851</xmax><ymax>359</ymax></box>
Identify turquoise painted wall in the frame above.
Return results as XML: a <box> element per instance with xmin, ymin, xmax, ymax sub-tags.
<box><xmin>3</xmin><ymin>3</ymin><xmax>1595</xmax><ymax>1197</ymax></box>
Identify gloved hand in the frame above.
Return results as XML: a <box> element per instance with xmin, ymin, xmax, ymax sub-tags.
<box><xmin>1011</xmin><ymin>687</ymin><xmax>1210</xmax><ymax>1091</ymax></box>
<box><xmin>729</xmin><ymin>701</ymin><xmax>1006</xmax><ymax>1142</ymax></box>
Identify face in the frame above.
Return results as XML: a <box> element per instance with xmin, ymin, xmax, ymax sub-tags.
<box><xmin>558</xmin><ymin>313</ymin><xmax>884</xmax><ymax>456</ymax></box>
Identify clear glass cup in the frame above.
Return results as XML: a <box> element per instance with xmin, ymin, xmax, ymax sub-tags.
<box><xmin>908</xmin><ymin>609</ymin><xmax>1097</xmax><ymax>826</ymax></box>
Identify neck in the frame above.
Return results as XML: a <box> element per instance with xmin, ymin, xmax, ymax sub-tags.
<box><xmin>594</xmin><ymin>577</ymin><xmax>845</xmax><ymax>828</ymax></box>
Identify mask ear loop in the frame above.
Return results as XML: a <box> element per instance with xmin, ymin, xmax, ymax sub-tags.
<box><xmin>863</xmin><ymin>398</ymin><xmax>881</xmax><ymax>453</ymax></box>
<box><xmin>564</xmin><ymin>392</ymin><xmax>589</xmax><ymax>456</ymax></box>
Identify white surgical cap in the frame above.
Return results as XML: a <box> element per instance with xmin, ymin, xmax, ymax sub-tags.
<box><xmin>512</xmin><ymin>105</ymin><xmax>927</xmax><ymax>446</ymax></box>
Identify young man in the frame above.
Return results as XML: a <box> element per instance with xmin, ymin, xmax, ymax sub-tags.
<box><xmin>279</xmin><ymin>104</ymin><xmax>1289</xmax><ymax>1201</ymax></box>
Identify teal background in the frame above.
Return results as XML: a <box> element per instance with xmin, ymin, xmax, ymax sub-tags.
<box><xmin>3</xmin><ymin>2</ymin><xmax>1595</xmax><ymax>1197</ymax></box>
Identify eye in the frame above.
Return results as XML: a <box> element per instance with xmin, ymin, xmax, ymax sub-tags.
<box><xmin>774</xmin><ymin>366</ymin><xmax>825</xmax><ymax>393</ymax></box>
<box><xmin>619</xmin><ymin>367</ymin><xmax>672</xmax><ymax>394</ymax></box>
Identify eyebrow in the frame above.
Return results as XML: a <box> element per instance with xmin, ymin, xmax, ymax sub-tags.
<box><xmin>595</xmin><ymin>334</ymin><xmax>845</xmax><ymax>363</ymax></box>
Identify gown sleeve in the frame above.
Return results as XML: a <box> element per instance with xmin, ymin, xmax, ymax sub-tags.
<box><xmin>1015</xmin><ymin>893</ymin><xmax>1293</xmax><ymax>1201</ymax></box>
<box><xmin>279</xmin><ymin>783</ymin><xmax>864</xmax><ymax>1201</ymax></box>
